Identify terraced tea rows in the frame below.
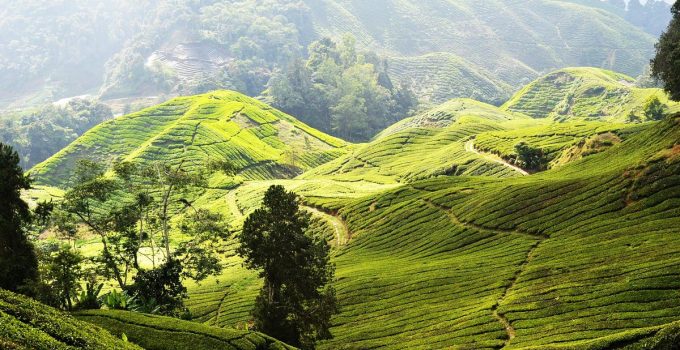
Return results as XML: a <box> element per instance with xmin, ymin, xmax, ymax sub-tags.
<box><xmin>473</xmin><ymin>120</ymin><xmax>643</xmax><ymax>168</ymax></box>
<box><xmin>502</xmin><ymin>68</ymin><xmax>675</xmax><ymax>122</ymax></box>
<box><xmin>0</xmin><ymin>289</ymin><xmax>140</xmax><ymax>350</ymax></box>
<box><xmin>303</xmin><ymin>99</ymin><xmax>531</xmax><ymax>184</ymax></box>
<box><xmin>387</xmin><ymin>53</ymin><xmax>512</xmax><ymax>105</ymax></box>
<box><xmin>30</xmin><ymin>90</ymin><xmax>348</xmax><ymax>188</ymax></box>
<box><xmin>184</xmin><ymin>115</ymin><xmax>680</xmax><ymax>349</ymax></box>
<box><xmin>75</xmin><ymin>309</ymin><xmax>292</xmax><ymax>350</ymax></box>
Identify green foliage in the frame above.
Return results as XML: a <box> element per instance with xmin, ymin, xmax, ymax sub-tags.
<box><xmin>643</xmin><ymin>96</ymin><xmax>667</xmax><ymax>120</ymax></box>
<box><xmin>0</xmin><ymin>289</ymin><xmax>141</xmax><ymax>349</ymax></box>
<box><xmin>238</xmin><ymin>185</ymin><xmax>338</xmax><ymax>349</ymax></box>
<box><xmin>652</xmin><ymin>2</ymin><xmax>680</xmax><ymax>101</ymax></box>
<box><xmin>514</xmin><ymin>141</ymin><xmax>548</xmax><ymax>172</ymax></box>
<box><xmin>101</xmin><ymin>289</ymin><xmax>136</xmax><ymax>311</ymax></box>
<box><xmin>130</xmin><ymin>260</ymin><xmax>187</xmax><ymax>315</ymax></box>
<box><xmin>42</xmin><ymin>245</ymin><xmax>83</xmax><ymax>310</ymax></box>
<box><xmin>76</xmin><ymin>279</ymin><xmax>104</xmax><ymax>310</ymax></box>
<box><xmin>0</xmin><ymin>99</ymin><xmax>113</xmax><ymax>169</ymax></box>
<box><xmin>56</xmin><ymin>158</ymin><xmax>231</xmax><ymax>315</ymax></box>
<box><xmin>268</xmin><ymin>35</ymin><xmax>417</xmax><ymax>141</ymax></box>
<box><xmin>0</xmin><ymin>142</ymin><xmax>39</xmax><ymax>294</ymax></box>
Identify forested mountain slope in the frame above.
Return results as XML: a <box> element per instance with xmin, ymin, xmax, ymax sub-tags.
<box><xmin>0</xmin><ymin>0</ymin><xmax>665</xmax><ymax>110</ymax></box>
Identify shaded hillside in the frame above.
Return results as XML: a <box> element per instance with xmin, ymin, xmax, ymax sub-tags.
<box><xmin>502</xmin><ymin>67</ymin><xmax>675</xmax><ymax>121</ymax></box>
<box><xmin>75</xmin><ymin>310</ymin><xmax>293</xmax><ymax>350</ymax></box>
<box><xmin>0</xmin><ymin>289</ymin><xmax>140</xmax><ymax>350</ymax></box>
<box><xmin>30</xmin><ymin>90</ymin><xmax>348</xmax><ymax>188</ymax></box>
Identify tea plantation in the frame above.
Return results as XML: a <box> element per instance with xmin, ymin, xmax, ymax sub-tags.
<box><xmin>0</xmin><ymin>289</ymin><xmax>140</xmax><ymax>350</ymax></box>
<box><xmin>75</xmin><ymin>310</ymin><xmax>292</xmax><ymax>350</ymax></box>
<box><xmin>18</xmin><ymin>67</ymin><xmax>680</xmax><ymax>349</ymax></box>
<box><xmin>29</xmin><ymin>90</ymin><xmax>348</xmax><ymax>188</ymax></box>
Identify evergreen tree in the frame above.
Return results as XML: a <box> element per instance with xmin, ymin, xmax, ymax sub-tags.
<box><xmin>238</xmin><ymin>185</ymin><xmax>338</xmax><ymax>349</ymax></box>
<box><xmin>651</xmin><ymin>1</ymin><xmax>680</xmax><ymax>101</ymax></box>
<box><xmin>0</xmin><ymin>143</ymin><xmax>39</xmax><ymax>293</ymax></box>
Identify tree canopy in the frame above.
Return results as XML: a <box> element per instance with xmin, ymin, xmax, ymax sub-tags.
<box><xmin>651</xmin><ymin>1</ymin><xmax>680</xmax><ymax>101</ymax></box>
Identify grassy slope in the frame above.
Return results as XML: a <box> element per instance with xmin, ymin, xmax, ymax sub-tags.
<box><xmin>29</xmin><ymin>90</ymin><xmax>348</xmax><ymax>188</ymax></box>
<box><xmin>0</xmin><ymin>289</ymin><xmax>140</xmax><ymax>350</ymax></box>
<box><xmin>502</xmin><ymin>67</ymin><xmax>676</xmax><ymax>122</ymax></box>
<box><xmin>74</xmin><ymin>310</ymin><xmax>292</xmax><ymax>350</ymax></box>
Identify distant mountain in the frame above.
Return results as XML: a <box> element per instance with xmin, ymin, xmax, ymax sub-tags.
<box><xmin>0</xmin><ymin>0</ymin><xmax>668</xmax><ymax>110</ymax></box>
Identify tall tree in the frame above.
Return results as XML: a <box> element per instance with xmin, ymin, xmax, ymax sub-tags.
<box><xmin>651</xmin><ymin>1</ymin><xmax>680</xmax><ymax>101</ymax></box>
<box><xmin>0</xmin><ymin>143</ymin><xmax>39</xmax><ymax>293</ymax></box>
<box><xmin>238</xmin><ymin>185</ymin><xmax>338</xmax><ymax>349</ymax></box>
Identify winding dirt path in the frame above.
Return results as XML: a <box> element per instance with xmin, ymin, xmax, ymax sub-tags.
<box><xmin>303</xmin><ymin>206</ymin><xmax>350</xmax><ymax>245</ymax></box>
<box><xmin>226</xmin><ymin>190</ymin><xmax>243</xmax><ymax>220</ymax></box>
<box><xmin>465</xmin><ymin>139</ymin><xmax>529</xmax><ymax>176</ymax></box>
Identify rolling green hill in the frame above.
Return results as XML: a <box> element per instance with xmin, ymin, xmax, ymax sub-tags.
<box><xmin>29</xmin><ymin>90</ymin><xmax>348</xmax><ymax>188</ymax></box>
<box><xmin>502</xmin><ymin>67</ymin><xmax>675</xmax><ymax>121</ymax></box>
<box><xmin>300</xmin><ymin>99</ymin><xmax>530</xmax><ymax>184</ymax></box>
<box><xmin>75</xmin><ymin>310</ymin><xmax>292</xmax><ymax>350</ymax></box>
<box><xmin>0</xmin><ymin>289</ymin><xmax>140</xmax><ymax>350</ymax></box>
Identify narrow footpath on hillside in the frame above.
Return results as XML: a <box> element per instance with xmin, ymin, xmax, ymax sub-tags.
<box><xmin>303</xmin><ymin>205</ymin><xmax>351</xmax><ymax>246</ymax></box>
<box><xmin>465</xmin><ymin>138</ymin><xmax>529</xmax><ymax>176</ymax></box>
<box><xmin>422</xmin><ymin>199</ymin><xmax>547</xmax><ymax>348</ymax></box>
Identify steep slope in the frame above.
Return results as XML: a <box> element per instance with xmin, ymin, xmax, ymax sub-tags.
<box><xmin>502</xmin><ymin>67</ymin><xmax>675</xmax><ymax>121</ymax></box>
<box><xmin>0</xmin><ymin>289</ymin><xmax>140</xmax><ymax>350</ymax></box>
<box><xmin>75</xmin><ymin>310</ymin><xmax>293</xmax><ymax>350</ymax></box>
<box><xmin>30</xmin><ymin>90</ymin><xmax>348</xmax><ymax>188</ymax></box>
<box><xmin>300</xmin><ymin>99</ymin><xmax>531</xmax><ymax>183</ymax></box>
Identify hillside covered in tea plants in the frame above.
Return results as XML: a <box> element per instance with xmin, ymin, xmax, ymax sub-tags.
<box><xmin>13</xmin><ymin>65</ymin><xmax>680</xmax><ymax>349</ymax></box>
<box><xmin>29</xmin><ymin>90</ymin><xmax>348</xmax><ymax>188</ymax></box>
